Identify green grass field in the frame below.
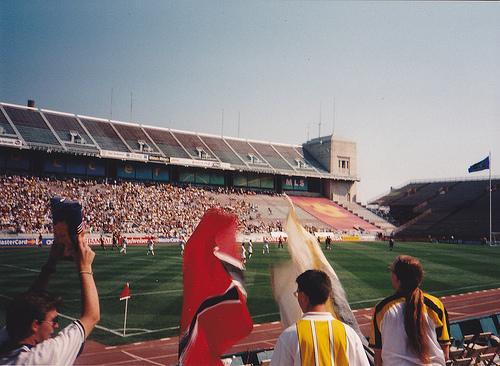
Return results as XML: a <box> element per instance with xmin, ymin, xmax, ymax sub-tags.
<box><xmin>1</xmin><ymin>241</ymin><xmax>499</xmax><ymax>345</ymax></box>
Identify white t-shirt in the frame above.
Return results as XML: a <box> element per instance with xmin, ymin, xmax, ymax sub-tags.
<box><xmin>0</xmin><ymin>320</ymin><xmax>85</xmax><ymax>365</ymax></box>
<box><xmin>370</xmin><ymin>293</ymin><xmax>450</xmax><ymax>366</ymax></box>
<box><xmin>271</xmin><ymin>312</ymin><xmax>370</xmax><ymax>366</ymax></box>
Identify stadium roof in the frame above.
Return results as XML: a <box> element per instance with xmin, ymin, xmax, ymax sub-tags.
<box><xmin>0</xmin><ymin>102</ymin><xmax>356</xmax><ymax>181</ymax></box>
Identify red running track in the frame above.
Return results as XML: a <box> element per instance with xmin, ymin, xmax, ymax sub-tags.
<box><xmin>76</xmin><ymin>287</ymin><xmax>500</xmax><ymax>366</ymax></box>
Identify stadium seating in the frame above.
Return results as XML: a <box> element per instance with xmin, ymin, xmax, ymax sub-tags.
<box><xmin>372</xmin><ymin>179</ymin><xmax>500</xmax><ymax>241</ymax></box>
<box><xmin>225</xmin><ymin>138</ymin><xmax>274</xmax><ymax>172</ymax></box>
<box><xmin>3</xmin><ymin>106</ymin><xmax>62</xmax><ymax>147</ymax></box>
<box><xmin>371</xmin><ymin>182</ymin><xmax>426</xmax><ymax>206</ymax></box>
<box><xmin>336</xmin><ymin>200</ymin><xmax>395</xmax><ymax>232</ymax></box>
<box><xmin>171</xmin><ymin>131</ymin><xmax>217</xmax><ymax>159</ymax></box>
<box><xmin>290</xmin><ymin>196</ymin><xmax>380</xmax><ymax>232</ymax></box>
<box><xmin>43</xmin><ymin>112</ymin><xmax>100</xmax><ymax>154</ymax></box>
<box><xmin>80</xmin><ymin>118</ymin><xmax>130</xmax><ymax>152</ymax></box>
<box><xmin>143</xmin><ymin>127</ymin><xmax>191</xmax><ymax>158</ymax></box>
<box><xmin>0</xmin><ymin>107</ymin><xmax>17</xmax><ymax>135</ymax></box>
<box><xmin>1</xmin><ymin>102</ymin><xmax>336</xmax><ymax>184</ymax></box>
<box><xmin>246</xmin><ymin>194</ymin><xmax>332</xmax><ymax>231</ymax></box>
<box><xmin>272</xmin><ymin>144</ymin><xmax>315</xmax><ymax>173</ymax></box>
<box><xmin>111</xmin><ymin>122</ymin><xmax>160</xmax><ymax>154</ymax></box>
<box><xmin>200</xmin><ymin>135</ymin><xmax>248</xmax><ymax>167</ymax></box>
<box><xmin>248</xmin><ymin>141</ymin><xmax>295</xmax><ymax>171</ymax></box>
<box><xmin>0</xmin><ymin>175</ymin><xmax>337</xmax><ymax>235</ymax></box>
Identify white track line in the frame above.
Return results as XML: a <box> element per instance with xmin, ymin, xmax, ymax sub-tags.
<box><xmin>349</xmin><ymin>283</ymin><xmax>500</xmax><ymax>305</ymax></box>
<box><xmin>252</xmin><ymin>312</ymin><xmax>280</xmax><ymax>319</ymax></box>
<box><xmin>121</xmin><ymin>350</ymin><xmax>165</xmax><ymax>366</ymax></box>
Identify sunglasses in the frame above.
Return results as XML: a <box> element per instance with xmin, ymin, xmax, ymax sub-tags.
<box><xmin>39</xmin><ymin>316</ymin><xmax>59</xmax><ymax>327</ymax></box>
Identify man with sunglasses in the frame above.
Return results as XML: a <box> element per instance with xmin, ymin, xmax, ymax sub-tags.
<box><xmin>271</xmin><ymin>269</ymin><xmax>369</xmax><ymax>366</ymax></box>
<box><xmin>0</xmin><ymin>231</ymin><xmax>99</xmax><ymax>365</ymax></box>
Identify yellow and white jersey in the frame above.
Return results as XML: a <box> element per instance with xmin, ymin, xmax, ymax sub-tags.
<box><xmin>369</xmin><ymin>292</ymin><xmax>450</xmax><ymax>366</ymax></box>
<box><xmin>271</xmin><ymin>312</ymin><xmax>370</xmax><ymax>366</ymax></box>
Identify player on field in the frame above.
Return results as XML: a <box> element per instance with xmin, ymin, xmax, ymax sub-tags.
<box><xmin>241</xmin><ymin>243</ymin><xmax>247</xmax><ymax>264</ymax></box>
<box><xmin>247</xmin><ymin>241</ymin><xmax>253</xmax><ymax>259</ymax></box>
<box><xmin>263</xmin><ymin>237</ymin><xmax>270</xmax><ymax>254</ymax></box>
<box><xmin>100</xmin><ymin>234</ymin><xmax>106</xmax><ymax>251</ymax></box>
<box><xmin>147</xmin><ymin>236</ymin><xmax>155</xmax><ymax>256</ymax></box>
<box><xmin>119</xmin><ymin>235</ymin><xmax>127</xmax><ymax>254</ymax></box>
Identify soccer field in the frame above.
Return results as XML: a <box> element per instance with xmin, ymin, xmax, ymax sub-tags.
<box><xmin>1</xmin><ymin>241</ymin><xmax>499</xmax><ymax>345</ymax></box>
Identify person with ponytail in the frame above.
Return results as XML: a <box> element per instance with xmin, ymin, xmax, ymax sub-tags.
<box><xmin>369</xmin><ymin>255</ymin><xmax>450</xmax><ymax>365</ymax></box>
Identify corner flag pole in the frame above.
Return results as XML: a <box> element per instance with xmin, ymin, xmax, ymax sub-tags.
<box><xmin>489</xmin><ymin>151</ymin><xmax>492</xmax><ymax>246</ymax></box>
<box><xmin>123</xmin><ymin>297</ymin><xmax>128</xmax><ymax>336</ymax></box>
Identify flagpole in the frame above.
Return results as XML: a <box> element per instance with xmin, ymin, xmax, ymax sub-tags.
<box><xmin>123</xmin><ymin>297</ymin><xmax>128</xmax><ymax>336</ymax></box>
<box><xmin>489</xmin><ymin>151</ymin><xmax>492</xmax><ymax>246</ymax></box>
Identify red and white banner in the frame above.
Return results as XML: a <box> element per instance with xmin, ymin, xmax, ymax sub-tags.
<box><xmin>179</xmin><ymin>208</ymin><xmax>253</xmax><ymax>365</ymax></box>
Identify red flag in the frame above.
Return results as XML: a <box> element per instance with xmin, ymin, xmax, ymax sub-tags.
<box><xmin>119</xmin><ymin>282</ymin><xmax>130</xmax><ymax>301</ymax></box>
<box><xmin>179</xmin><ymin>208</ymin><xmax>253</xmax><ymax>366</ymax></box>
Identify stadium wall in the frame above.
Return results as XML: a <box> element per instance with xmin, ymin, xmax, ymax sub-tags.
<box><xmin>0</xmin><ymin>234</ymin><xmax>182</xmax><ymax>247</ymax></box>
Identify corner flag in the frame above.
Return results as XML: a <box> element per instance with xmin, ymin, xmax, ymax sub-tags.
<box><xmin>468</xmin><ymin>156</ymin><xmax>490</xmax><ymax>173</ymax></box>
<box><xmin>119</xmin><ymin>282</ymin><xmax>131</xmax><ymax>336</ymax></box>
<box><xmin>119</xmin><ymin>282</ymin><xmax>131</xmax><ymax>301</ymax></box>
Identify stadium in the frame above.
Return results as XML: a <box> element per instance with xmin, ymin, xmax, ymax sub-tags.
<box><xmin>0</xmin><ymin>99</ymin><xmax>499</xmax><ymax>365</ymax></box>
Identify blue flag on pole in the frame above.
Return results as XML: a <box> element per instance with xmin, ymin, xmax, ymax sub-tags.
<box><xmin>468</xmin><ymin>156</ymin><xmax>490</xmax><ymax>173</ymax></box>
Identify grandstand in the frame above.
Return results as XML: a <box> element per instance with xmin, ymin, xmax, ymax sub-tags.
<box><xmin>2</xmin><ymin>101</ymin><xmax>500</xmax><ymax>366</ymax></box>
<box><xmin>371</xmin><ymin>178</ymin><xmax>500</xmax><ymax>242</ymax></box>
<box><xmin>0</xmin><ymin>100</ymin><xmax>393</xmax><ymax>237</ymax></box>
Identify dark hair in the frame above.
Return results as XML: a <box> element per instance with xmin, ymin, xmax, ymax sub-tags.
<box><xmin>391</xmin><ymin>255</ymin><xmax>429</xmax><ymax>363</ymax></box>
<box><xmin>296</xmin><ymin>269</ymin><xmax>332</xmax><ymax>306</ymax></box>
<box><xmin>6</xmin><ymin>291</ymin><xmax>62</xmax><ymax>342</ymax></box>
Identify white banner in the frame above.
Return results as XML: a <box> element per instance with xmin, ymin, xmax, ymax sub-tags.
<box><xmin>100</xmin><ymin>150</ymin><xmax>148</xmax><ymax>162</ymax></box>
<box><xmin>0</xmin><ymin>137</ymin><xmax>23</xmax><ymax>148</ymax></box>
<box><xmin>148</xmin><ymin>155</ymin><xmax>170</xmax><ymax>163</ymax></box>
<box><xmin>169</xmin><ymin>157</ymin><xmax>232</xmax><ymax>170</ymax></box>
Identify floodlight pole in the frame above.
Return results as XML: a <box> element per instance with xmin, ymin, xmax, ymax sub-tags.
<box><xmin>489</xmin><ymin>151</ymin><xmax>492</xmax><ymax>246</ymax></box>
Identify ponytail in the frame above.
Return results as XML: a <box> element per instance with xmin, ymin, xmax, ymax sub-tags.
<box><xmin>404</xmin><ymin>287</ymin><xmax>429</xmax><ymax>363</ymax></box>
<box><xmin>392</xmin><ymin>255</ymin><xmax>430</xmax><ymax>363</ymax></box>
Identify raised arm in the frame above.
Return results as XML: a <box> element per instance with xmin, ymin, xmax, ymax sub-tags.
<box><xmin>75</xmin><ymin>232</ymin><xmax>100</xmax><ymax>338</ymax></box>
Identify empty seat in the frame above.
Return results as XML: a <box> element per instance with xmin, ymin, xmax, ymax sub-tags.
<box><xmin>451</xmin><ymin>357</ymin><xmax>472</xmax><ymax>366</ymax></box>
<box><xmin>475</xmin><ymin>352</ymin><xmax>496</xmax><ymax>366</ymax></box>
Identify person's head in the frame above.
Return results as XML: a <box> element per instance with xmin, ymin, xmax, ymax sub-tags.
<box><xmin>295</xmin><ymin>270</ymin><xmax>331</xmax><ymax>312</ymax></box>
<box><xmin>390</xmin><ymin>255</ymin><xmax>424</xmax><ymax>293</ymax></box>
<box><xmin>6</xmin><ymin>291</ymin><xmax>62</xmax><ymax>345</ymax></box>
<box><xmin>389</xmin><ymin>255</ymin><xmax>429</xmax><ymax>362</ymax></box>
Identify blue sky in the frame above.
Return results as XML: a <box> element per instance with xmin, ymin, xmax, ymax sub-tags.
<box><xmin>1</xmin><ymin>1</ymin><xmax>499</xmax><ymax>203</ymax></box>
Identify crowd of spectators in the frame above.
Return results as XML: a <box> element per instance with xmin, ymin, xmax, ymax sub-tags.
<box><xmin>0</xmin><ymin>175</ymin><xmax>293</xmax><ymax>237</ymax></box>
